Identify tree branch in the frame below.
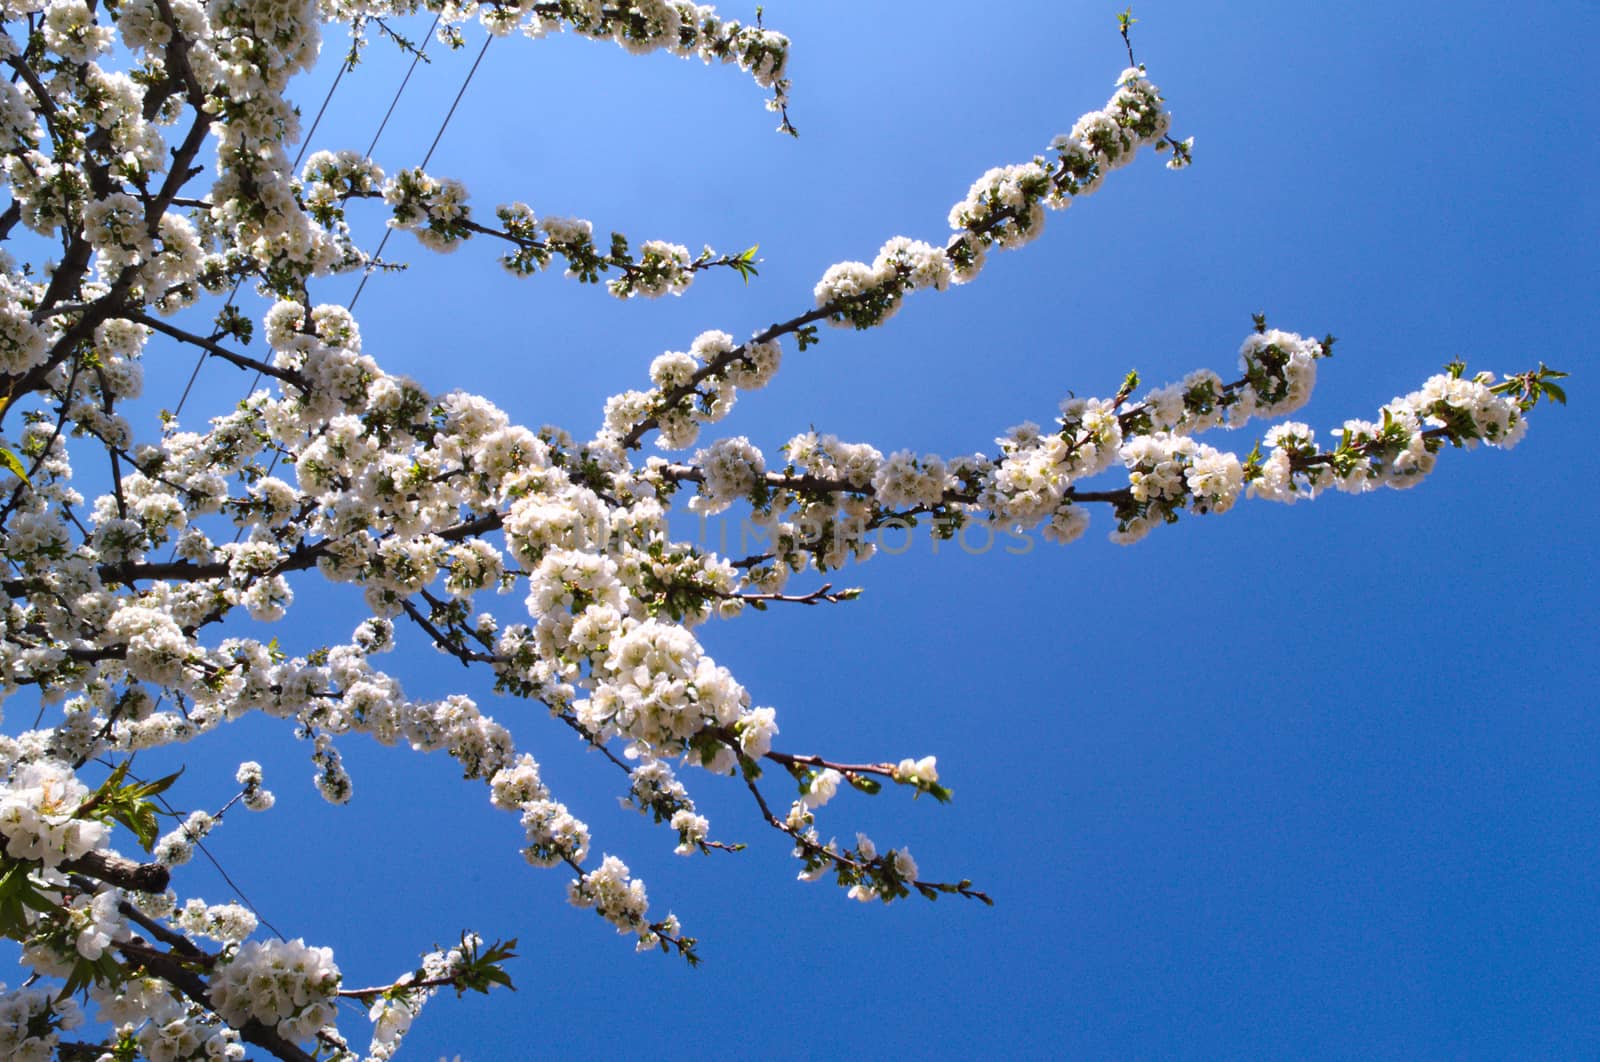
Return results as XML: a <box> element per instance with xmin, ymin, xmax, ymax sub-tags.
<box><xmin>62</xmin><ymin>850</ymin><xmax>171</xmax><ymax>893</ymax></box>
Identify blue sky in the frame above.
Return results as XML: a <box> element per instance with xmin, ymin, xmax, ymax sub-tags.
<box><xmin>130</xmin><ymin>1</ymin><xmax>1598</xmax><ymax>1057</ymax></box>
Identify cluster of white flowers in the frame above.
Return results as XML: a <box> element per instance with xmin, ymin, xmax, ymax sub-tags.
<box><xmin>235</xmin><ymin>760</ymin><xmax>276</xmax><ymax>811</ymax></box>
<box><xmin>384</xmin><ymin>168</ymin><xmax>472</xmax><ymax>251</ymax></box>
<box><xmin>43</xmin><ymin>0</ymin><xmax>113</xmax><ymax>62</ymax></box>
<box><xmin>82</xmin><ymin>961</ymin><xmax>246</xmax><ymax>1059</ymax></box>
<box><xmin>1111</xmin><ymin>434</ymin><xmax>1244</xmax><ymax>543</ymax></box>
<box><xmin>138</xmin><ymin>1012</ymin><xmax>246</xmax><ymax>1062</ymax></box>
<box><xmin>892</xmin><ymin>756</ymin><xmax>939</xmax><ymax>787</ymax></box>
<box><xmin>1247</xmin><ymin>370</ymin><xmax>1528</xmax><ymax>502</ymax></box>
<box><xmin>0</xmin><ymin>983</ymin><xmax>80</xmax><ymax>1061</ymax></box>
<box><xmin>363</xmin><ymin>935</ymin><xmax>484</xmax><ymax>1061</ymax></box>
<box><xmin>1232</xmin><ymin>329</ymin><xmax>1323</xmax><ymax>422</ymax></box>
<box><xmin>626</xmin><ymin>759</ymin><xmax>710</xmax><ymax>855</ymax></box>
<box><xmin>946</xmin><ymin>68</ymin><xmax>1174</xmax><ymax>276</ymax></box>
<box><xmin>872</xmin><ymin>451</ymin><xmax>950</xmax><ymax>509</ymax></box>
<box><xmin>612</xmin><ymin>239</ymin><xmax>693</xmax><ymax>297</ymax></box>
<box><xmin>813</xmin><ymin>236</ymin><xmax>952</xmax><ymax>328</ymax></box>
<box><xmin>0</xmin><ymin>274</ymin><xmax>50</xmax><ymax>376</ymax></box>
<box><xmin>519</xmin><ymin>798</ymin><xmax>592</xmax><ymax>867</ymax></box>
<box><xmin>786</xmin><ymin>431</ymin><xmax>884</xmax><ymax>486</ymax></box>
<box><xmin>784</xmin><ymin>795</ymin><xmax>931</xmax><ymax>906</ymax></box>
<box><xmin>301</xmin><ymin>149</ymin><xmax>386</xmax><ymax>208</ymax></box>
<box><xmin>567</xmin><ymin>854</ymin><xmax>678</xmax><ymax>951</ymax></box>
<box><xmin>578</xmin><ymin>618</ymin><xmax>755</xmax><ymax>761</ymax></box>
<box><xmin>85</xmin><ymin>970</ymin><xmax>242</xmax><ymax>1059</ymax></box>
<box><xmin>66</xmin><ymin>888</ymin><xmax>129</xmax><ymax>960</ymax></box>
<box><xmin>366</xmin><ymin>995</ymin><xmax>419</xmax><ymax>1061</ymax></box>
<box><xmin>980</xmin><ymin>396</ymin><xmax>1124</xmax><ymax>532</ymax></box>
<box><xmin>1404</xmin><ymin>371</ymin><xmax>1528</xmax><ymax>449</ymax></box>
<box><xmin>688</xmin><ymin>435</ymin><xmax>766</xmax><ymax>515</ymax></box>
<box><xmin>801</xmin><ymin>768</ymin><xmax>843</xmax><ymax>810</ymax></box>
<box><xmin>0</xmin><ymin>760</ymin><xmax>108</xmax><ymax>867</ymax></box>
<box><xmin>1246</xmin><ymin>421</ymin><xmax>1323</xmax><ymax>503</ymax></box>
<box><xmin>175</xmin><ymin>898</ymin><xmax>259</xmax><ymax>944</ymax></box>
<box><xmin>839</xmin><ymin>832</ymin><xmax>918</xmax><ymax>903</ymax></box>
<box><xmin>488</xmin><ymin>753</ymin><xmax>547</xmax><ymax>810</ymax></box>
<box><xmin>736</xmin><ymin>705</ymin><xmax>778</xmax><ymax>759</ymax></box>
<box><xmin>1131</xmin><ymin>330</ymin><xmax>1327</xmax><ymax>439</ymax></box>
<box><xmin>208</xmin><ymin>938</ymin><xmax>341</xmax><ymax>1044</ymax></box>
<box><xmin>601</xmin><ymin>329</ymin><xmax>781</xmax><ymax>450</ymax></box>
<box><xmin>103</xmin><ymin>606</ymin><xmax>193</xmax><ymax>688</ymax></box>
<box><xmin>485</xmin><ymin>746</ymin><xmax>588</xmax><ymax>867</ymax></box>
<box><xmin>154</xmin><ymin>810</ymin><xmax>217</xmax><ymax>867</ymax></box>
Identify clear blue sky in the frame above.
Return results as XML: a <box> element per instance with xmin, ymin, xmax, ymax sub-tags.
<box><xmin>150</xmin><ymin>2</ymin><xmax>1597</xmax><ymax>1056</ymax></box>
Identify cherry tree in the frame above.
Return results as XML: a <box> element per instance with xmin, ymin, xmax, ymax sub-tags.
<box><xmin>0</xmin><ymin>1</ymin><xmax>1572</xmax><ymax>1058</ymax></box>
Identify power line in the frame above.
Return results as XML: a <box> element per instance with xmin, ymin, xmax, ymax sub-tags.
<box><xmin>418</xmin><ymin>32</ymin><xmax>491</xmax><ymax>172</ymax></box>
<box><xmin>236</xmin><ymin>24</ymin><xmax>492</xmax><ymax>500</ymax></box>
<box><xmin>347</xmin><ymin>31</ymin><xmax>492</xmax><ymax>312</ymax></box>
<box><xmin>172</xmin><ymin>14</ymin><xmax>444</xmax><ymax>419</ymax></box>
<box><xmin>190</xmin><ymin>25</ymin><xmax>496</xmax><ymax>925</ymax></box>
<box><xmin>361</xmin><ymin>17</ymin><xmax>442</xmax><ymax>161</ymax></box>
<box><xmin>135</xmin><ymin>18</ymin><xmax>464</xmax><ymax>924</ymax></box>
<box><xmin>171</xmin><ymin>47</ymin><xmax>353</xmax><ymax>419</ymax></box>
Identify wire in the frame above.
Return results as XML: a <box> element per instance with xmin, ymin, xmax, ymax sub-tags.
<box><xmin>222</xmin><ymin>25</ymin><xmax>489</xmax><ymax>492</ymax></box>
<box><xmin>170</xmin><ymin>50</ymin><xmax>352</xmax><ymax>419</ymax></box>
<box><xmin>171</xmin><ymin>14</ymin><xmax>442</xmax><ymax>419</ymax></box>
<box><xmin>235</xmin><ymin>22</ymin><xmax>491</xmax><ymax>498</ymax></box>
<box><xmin>419</xmin><ymin>32</ymin><xmax>491</xmax><ymax>172</ymax></box>
<box><xmin>347</xmin><ymin>31</ymin><xmax>493</xmax><ymax>312</ymax></box>
<box><xmin>298</xmin><ymin>58</ymin><xmax>349</xmax><ymax>164</ymax></box>
<box><xmin>361</xmin><ymin>16</ymin><xmax>443</xmax><ymax>161</ymax></box>
<box><xmin>182</xmin><ymin>27</ymin><xmax>496</xmax><ymax>926</ymax></box>
<box><xmin>133</xmin><ymin>18</ymin><xmax>461</xmax><ymax>920</ymax></box>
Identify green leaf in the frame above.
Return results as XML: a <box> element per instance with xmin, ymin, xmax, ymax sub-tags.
<box><xmin>80</xmin><ymin>761</ymin><xmax>130</xmax><ymax>814</ymax></box>
<box><xmin>59</xmin><ymin>951</ymin><xmax>125</xmax><ymax>999</ymax></box>
<box><xmin>0</xmin><ymin>445</ymin><xmax>29</xmax><ymax>487</ymax></box>
<box><xmin>731</xmin><ymin>245</ymin><xmax>761</xmax><ymax>285</ymax></box>
<box><xmin>1542</xmin><ymin>382</ymin><xmax>1567</xmax><ymax>405</ymax></box>
<box><xmin>0</xmin><ymin>859</ymin><xmax>53</xmax><ymax>938</ymax></box>
<box><xmin>85</xmin><ymin>766</ymin><xmax>184</xmax><ymax>851</ymax></box>
<box><xmin>455</xmin><ymin>935</ymin><xmax>518</xmax><ymax>996</ymax></box>
<box><xmin>18</xmin><ymin>880</ymin><xmax>56</xmax><ymax>914</ymax></box>
<box><xmin>119</xmin><ymin>805</ymin><xmax>160</xmax><ymax>852</ymax></box>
